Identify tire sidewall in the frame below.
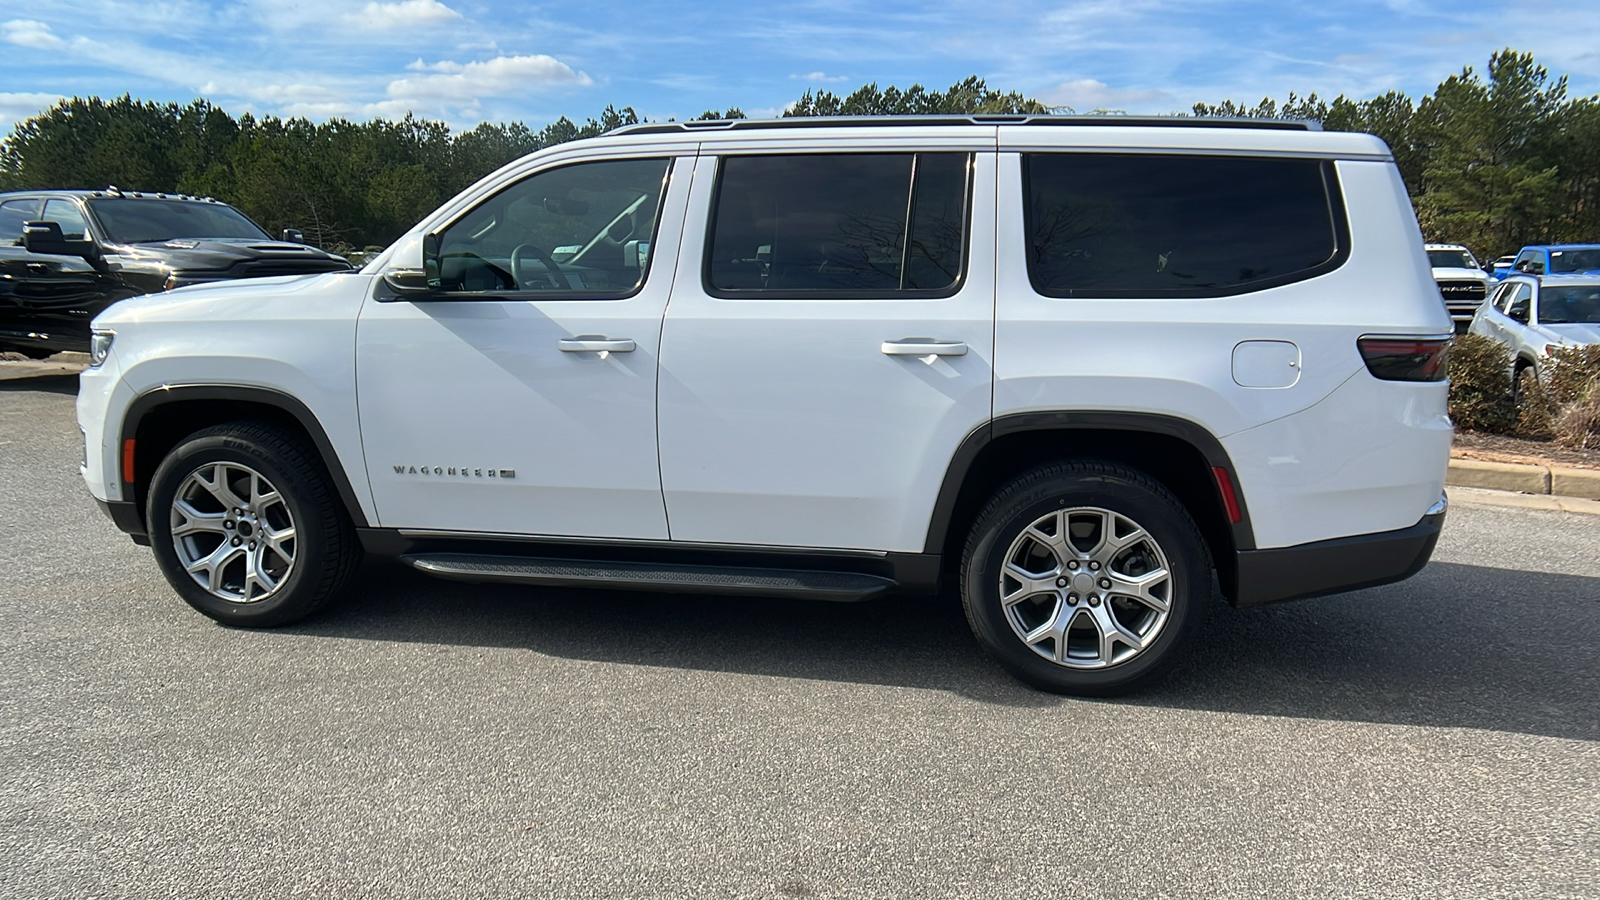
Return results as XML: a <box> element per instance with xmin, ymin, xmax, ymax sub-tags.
<box><xmin>146</xmin><ymin>430</ymin><xmax>331</xmax><ymax>627</ymax></box>
<box><xmin>964</xmin><ymin>470</ymin><xmax>1209</xmax><ymax>695</ymax></box>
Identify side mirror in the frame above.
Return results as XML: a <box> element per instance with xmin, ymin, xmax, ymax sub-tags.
<box><xmin>22</xmin><ymin>221</ymin><xmax>100</xmax><ymax>262</ymax></box>
<box><xmin>281</xmin><ymin>228</ymin><xmax>305</xmax><ymax>244</ymax></box>
<box><xmin>378</xmin><ymin>232</ymin><xmax>437</xmax><ymax>296</ymax></box>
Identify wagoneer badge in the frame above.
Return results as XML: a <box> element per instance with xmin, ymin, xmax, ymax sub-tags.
<box><xmin>395</xmin><ymin>465</ymin><xmax>516</xmax><ymax>479</ymax></box>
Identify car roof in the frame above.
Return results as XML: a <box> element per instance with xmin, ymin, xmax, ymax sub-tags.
<box><xmin>0</xmin><ymin>188</ymin><xmax>226</xmax><ymax>204</ymax></box>
<box><xmin>1424</xmin><ymin>243</ymin><xmax>1470</xmax><ymax>251</ymax></box>
<box><xmin>576</xmin><ymin>115</ymin><xmax>1394</xmax><ymax>160</ymax></box>
<box><xmin>1537</xmin><ymin>274</ymin><xmax>1600</xmax><ymax>286</ymax></box>
<box><xmin>1519</xmin><ymin>243</ymin><xmax>1600</xmax><ymax>252</ymax></box>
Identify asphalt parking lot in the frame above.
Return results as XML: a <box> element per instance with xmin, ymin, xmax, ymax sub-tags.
<box><xmin>2</xmin><ymin>371</ymin><xmax>1596</xmax><ymax>899</ymax></box>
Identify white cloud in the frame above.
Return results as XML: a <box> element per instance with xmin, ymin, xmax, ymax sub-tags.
<box><xmin>346</xmin><ymin>0</ymin><xmax>462</xmax><ymax>30</ymax></box>
<box><xmin>0</xmin><ymin>91</ymin><xmax>64</xmax><ymax>128</ymax></box>
<box><xmin>1045</xmin><ymin>79</ymin><xmax>1171</xmax><ymax>111</ymax></box>
<box><xmin>386</xmin><ymin>54</ymin><xmax>591</xmax><ymax>103</ymax></box>
<box><xmin>2</xmin><ymin>20</ymin><xmax>64</xmax><ymax>49</ymax></box>
<box><xmin>790</xmin><ymin>71</ymin><xmax>850</xmax><ymax>83</ymax></box>
<box><xmin>405</xmin><ymin>58</ymin><xmax>464</xmax><ymax>73</ymax></box>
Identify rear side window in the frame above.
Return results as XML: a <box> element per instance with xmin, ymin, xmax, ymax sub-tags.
<box><xmin>706</xmin><ymin>153</ymin><xmax>971</xmax><ymax>297</ymax></box>
<box><xmin>1024</xmin><ymin>154</ymin><xmax>1347</xmax><ymax>298</ymax></box>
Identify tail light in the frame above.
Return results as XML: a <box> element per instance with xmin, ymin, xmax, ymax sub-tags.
<box><xmin>1357</xmin><ymin>336</ymin><xmax>1451</xmax><ymax>382</ymax></box>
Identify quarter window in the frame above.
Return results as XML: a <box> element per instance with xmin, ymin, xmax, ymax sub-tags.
<box><xmin>1505</xmin><ymin>283</ymin><xmax>1532</xmax><ymax>323</ymax></box>
<box><xmin>706</xmin><ymin>153</ymin><xmax>971</xmax><ymax>296</ymax></box>
<box><xmin>1024</xmin><ymin>154</ymin><xmax>1345</xmax><ymax>298</ymax></box>
<box><xmin>432</xmin><ymin>157</ymin><xmax>671</xmax><ymax>298</ymax></box>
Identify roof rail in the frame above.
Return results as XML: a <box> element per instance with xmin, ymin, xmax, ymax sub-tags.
<box><xmin>611</xmin><ymin>114</ymin><xmax>1321</xmax><ymax>137</ymax></box>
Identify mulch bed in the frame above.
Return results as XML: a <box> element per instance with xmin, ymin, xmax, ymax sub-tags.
<box><xmin>1453</xmin><ymin>430</ymin><xmax>1600</xmax><ymax>470</ymax></box>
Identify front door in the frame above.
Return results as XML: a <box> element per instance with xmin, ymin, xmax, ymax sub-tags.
<box><xmin>656</xmin><ymin>148</ymin><xmax>996</xmax><ymax>551</ymax></box>
<box><xmin>357</xmin><ymin>154</ymin><xmax>689</xmax><ymax>539</ymax></box>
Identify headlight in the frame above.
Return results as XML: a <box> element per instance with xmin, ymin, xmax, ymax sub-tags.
<box><xmin>89</xmin><ymin>330</ymin><xmax>114</xmax><ymax>367</ymax></box>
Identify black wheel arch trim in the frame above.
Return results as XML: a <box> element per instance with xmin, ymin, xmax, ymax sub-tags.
<box><xmin>118</xmin><ymin>384</ymin><xmax>370</xmax><ymax>532</ymax></box>
<box><xmin>923</xmin><ymin>410</ymin><xmax>1257</xmax><ymax>555</ymax></box>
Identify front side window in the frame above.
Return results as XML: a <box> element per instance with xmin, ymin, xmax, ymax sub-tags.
<box><xmin>1505</xmin><ymin>283</ymin><xmax>1532</xmax><ymax>323</ymax></box>
<box><xmin>433</xmin><ymin>157</ymin><xmax>671</xmax><ymax>298</ymax></box>
<box><xmin>1514</xmin><ymin>251</ymin><xmax>1544</xmax><ymax>274</ymax></box>
<box><xmin>41</xmin><ymin>199</ymin><xmax>89</xmax><ymax>241</ymax></box>
<box><xmin>1024</xmin><ymin>153</ymin><xmax>1345</xmax><ymax>298</ymax></box>
<box><xmin>706</xmin><ymin>153</ymin><xmax>971</xmax><ymax>297</ymax></box>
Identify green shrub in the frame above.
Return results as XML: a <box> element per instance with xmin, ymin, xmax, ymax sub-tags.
<box><xmin>1447</xmin><ymin>334</ymin><xmax>1517</xmax><ymax>432</ymax></box>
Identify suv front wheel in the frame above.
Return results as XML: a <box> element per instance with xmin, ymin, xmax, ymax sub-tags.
<box><xmin>961</xmin><ymin>461</ymin><xmax>1212</xmax><ymax>696</ymax></box>
<box><xmin>146</xmin><ymin>422</ymin><xmax>361</xmax><ymax>627</ymax></box>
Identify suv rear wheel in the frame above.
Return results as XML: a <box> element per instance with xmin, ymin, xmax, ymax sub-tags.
<box><xmin>146</xmin><ymin>422</ymin><xmax>361</xmax><ymax>626</ymax></box>
<box><xmin>961</xmin><ymin>461</ymin><xmax>1211</xmax><ymax>696</ymax></box>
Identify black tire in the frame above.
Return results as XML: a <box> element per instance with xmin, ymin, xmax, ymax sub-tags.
<box><xmin>145</xmin><ymin>422</ymin><xmax>361</xmax><ymax>627</ymax></box>
<box><xmin>960</xmin><ymin>461</ymin><xmax>1211</xmax><ymax>696</ymax></box>
<box><xmin>1513</xmin><ymin>364</ymin><xmax>1538</xmax><ymax>407</ymax></box>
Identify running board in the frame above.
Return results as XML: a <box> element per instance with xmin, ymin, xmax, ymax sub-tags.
<box><xmin>400</xmin><ymin>553</ymin><xmax>896</xmax><ymax>602</ymax></box>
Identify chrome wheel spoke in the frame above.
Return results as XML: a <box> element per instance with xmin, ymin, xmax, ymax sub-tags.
<box><xmin>1108</xmin><ymin>568</ymin><xmax>1171</xmax><ymax>613</ymax></box>
<box><xmin>195</xmin><ymin>463</ymin><xmax>247</xmax><ymax>511</ymax></box>
<box><xmin>1001</xmin><ymin>562</ymin><xmax>1061</xmax><ymax>605</ymax></box>
<box><xmin>1091</xmin><ymin>605</ymin><xmax>1146</xmax><ymax>664</ymax></box>
<box><xmin>171</xmin><ymin>499</ymin><xmax>227</xmax><ymax>537</ymax></box>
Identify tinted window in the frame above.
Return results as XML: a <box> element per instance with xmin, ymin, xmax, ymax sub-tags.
<box><xmin>86</xmin><ymin>199</ymin><xmax>270</xmax><ymax>243</ymax></box>
<box><xmin>1506</xmin><ymin>284</ymin><xmax>1532</xmax><ymax>323</ymax></box>
<box><xmin>707</xmin><ymin>153</ymin><xmax>970</xmax><ymax>296</ymax></box>
<box><xmin>1024</xmin><ymin>154</ymin><xmax>1343</xmax><ymax>298</ymax></box>
<box><xmin>1539</xmin><ymin>285</ymin><xmax>1600</xmax><ymax>324</ymax></box>
<box><xmin>1549</xmin><ymin>249</ymin><xmax>1600</xmax><ymax>273</ymax></box>
<box><xmin>42</xmin><ymin>199</ymin><xmax>89</xmax><ymax>241</ymax></box>
<box><xmin>1427</xmin><ymin>249</ymin><xmax>1477</xmax><ymax>269</ymax></box>
<box><xmin>434</xmin><ymin>157</ymin><xmax>670</xmax><ymax>297</ymax></box>
<box><xmin>0</xmin><ymin>199</ymin><xmax>40</xmax><ymax>243</ymax></box>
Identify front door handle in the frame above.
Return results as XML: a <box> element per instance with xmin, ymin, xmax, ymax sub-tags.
<box><xmin>881</xmin><ymin>339</ymin><xmax>967</xmax><ymax>357</ymax></box>
<box><xmin>559</xmin><ymin>336</ymin><xmax>636</xmax><ymax>353</ymax></box>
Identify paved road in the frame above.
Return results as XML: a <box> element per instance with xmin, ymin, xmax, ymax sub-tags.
<box><xmin>2</xmin><ymin>373</ymin><xmax>1596</xmax><ymax>899</ymax></box>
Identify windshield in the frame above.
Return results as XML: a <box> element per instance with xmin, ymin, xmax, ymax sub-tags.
<box><xmin>1549</xmin><ymin>249</ymin><xmax>1600</xmax><ymax>273</ymax></box>
<box><xmin>86</xmin><ymin>198</ymin><xmax>271</xmax><ymax>243</ymax></box>
<box><xmin>1427</xmin><ymin>249</ymin><xmax>1477</xmax><ymax>269</ymax></box>
<box><xmin>1539</xmin><ymin>285</ymin><xmax>1600</xmax><ymax>325</ymax></box>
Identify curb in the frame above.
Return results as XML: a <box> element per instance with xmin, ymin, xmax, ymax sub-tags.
<box><xmin>1447</xmin><ymin>457</ymin><xmax>1600</xmax><ymax>501</ymax></box>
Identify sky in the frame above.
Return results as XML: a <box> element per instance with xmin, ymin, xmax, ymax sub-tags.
<box><xmin>2</xmin><ymin>0</ymin><xmax>1599</xmax><ymax>132</ymax></box>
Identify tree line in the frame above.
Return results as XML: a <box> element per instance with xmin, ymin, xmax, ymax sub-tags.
<box><xmin>1</xmin><ymin>52</ymin><xmax>1594</xmax><ymax>260</ymax></box>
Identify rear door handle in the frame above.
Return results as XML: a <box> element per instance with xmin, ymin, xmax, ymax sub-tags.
<box><xmin>558</xmin><ymin>337</ymin><xmax>636</xmax><ymax>353</ymax></box>
<box><xmin>881</xmin><ymin>340</ymin><xmax>967</xmax><ymax>357</ymax></box>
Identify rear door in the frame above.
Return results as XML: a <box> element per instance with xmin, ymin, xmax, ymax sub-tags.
<box><xmin>656</xmin><ymin>142</ymin><xmax>996</xmax><ymax>551</ymax></box>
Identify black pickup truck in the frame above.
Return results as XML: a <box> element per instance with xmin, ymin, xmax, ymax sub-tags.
<box><xmin>0</xmin><ymin>188</ymin><xmax>350</xmax><ymax>357</ymax></box>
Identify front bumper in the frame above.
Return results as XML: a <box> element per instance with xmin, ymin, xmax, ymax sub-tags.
<box><xmin>1233</xmin><ymin>495</ymin><xmax>1446</xmax><ymax>608</ymax></box>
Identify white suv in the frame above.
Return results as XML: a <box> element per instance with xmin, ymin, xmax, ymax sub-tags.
<box><xmin>78</xmin><ymin>116</ymin><xmax>1453</xmax><ymax>695</ymax></box>
<box><xmin>1425</xmin><ymin>242</ymin><xmax>1491</xmax><ymax>331</ymax></box>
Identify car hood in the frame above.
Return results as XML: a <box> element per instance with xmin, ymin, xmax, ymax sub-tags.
<box><xmin>1542</xmin><ymin>323</ymin><xmax>1600</xmax><ymax>345</ymax></box>
<box><xmin>111</xmin><ymin>238</ymin><xmax>350</xmax><ymax>274</ymax></box>
<box><xmin>1430</xmin><ymin>267</ymin><xmax>1487</xmax><ymax>282</ymax></box>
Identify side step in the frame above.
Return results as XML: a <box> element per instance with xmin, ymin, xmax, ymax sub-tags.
<box><xmin>399</xmin><ymin>553</ymin><xmax>896</xmax><ymax>602</ymax></box>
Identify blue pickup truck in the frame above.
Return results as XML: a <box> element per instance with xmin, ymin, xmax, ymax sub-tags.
<box><xmin>1491</xmin><ymin>243</ymin><xmax>1600</xmax><ymax>281</ymax></box>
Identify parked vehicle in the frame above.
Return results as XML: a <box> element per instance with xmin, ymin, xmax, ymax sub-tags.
<box><xmin>1490</xmin><ymin>255</ymin><xmax>1516</xmax><ymax>279</ymax></box>
<box><xmin>1490</xmin><ymin>243</ymin><xmax>1600</xmax><ymax>282</ymax></box>
<box><xmin>1425</xmin><ymin>242</ymin><xmax>1489</xmax><ymax>332</ymax></box>
<box><xmin>78</xmin><ymin>116</ymin><xmax>1453</xmax><ymax>695</ymax></box>
<box><xmin>0</xmin><ymin>188</ymin><xmax>350</xmax><ymax>356</ymax></box>
<box><xmin>1469</xmin><ymin>273</ymin><xmax>1600</xmax><ymax>398</ymax></box>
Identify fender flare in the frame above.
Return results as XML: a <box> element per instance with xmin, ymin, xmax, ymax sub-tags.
<box><xmin>119</xmin><ymin>384</ymin><xmax>370</xmax><ymax>528</ymax></box>
<box><xmin>922</xmin><ymin>410</ymin><xmax>1256</xmax><ymax>555</ymax></box>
